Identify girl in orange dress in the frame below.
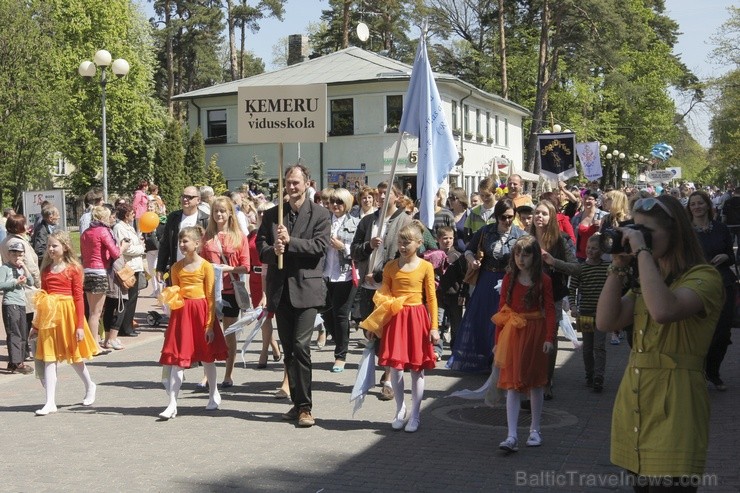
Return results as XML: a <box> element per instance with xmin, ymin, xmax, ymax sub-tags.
<box><xmin>158</xmin><ymin>227</ymin><xmax>228</xmax><ymax>419</ymax></box>
<box><xmin>31</xmin><ymin>231</ymin><xmax>99</xmax><ymax>416</ymax></box>
<box><xmin>361</xmin><ymin>221</ymin><xmax>439</xmax><ymax>433</ymax></box>
<box><xmin>493</xmin><ymin>235</ymin><xmax>555</xmax><ymax>452</ymax></box>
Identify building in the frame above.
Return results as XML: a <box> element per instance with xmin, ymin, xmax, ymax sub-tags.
<box><xmin>173</xmin><ymin>42</ymin><xmax>533</xmax><ymax>195</ymax></box>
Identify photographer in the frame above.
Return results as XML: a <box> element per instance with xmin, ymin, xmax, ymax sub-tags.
<box><xmin>596</xmin><ymin>195</ymin><xmax>723</xmax><ymax>491</ymax></box>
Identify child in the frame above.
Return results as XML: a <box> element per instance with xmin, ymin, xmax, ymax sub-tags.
<box><xmin>428</xmin><ymin>226</ymin><xmax>462</xmax><ymax>360</ymax></box>
<box><xmin>158</xmin><ymin>226</ymin><xmax>228</xmax><ymax>419</ymax></box>
<box><xmin>493</xmin><ymin>235</ymin><xmax>555</xmax><ymax>451</ymax></box>
<box><xmin>360</xmin><ymin>221</ymin><xmax>439</xmax><ymax>433</ymax></box>
<box><xmin>0</xmin><ymin>240</ymin><xmax>34</xmax><ymax>374</ymax></box>
<box><xmin>31</xmin><ymin>231</ymin><xmax>99</xmax><ymax>415</ymax></box>
<box><xmin>569</xmin><ymin>235</ymin><xmax>610</xmax><ymax>392</ymax></box>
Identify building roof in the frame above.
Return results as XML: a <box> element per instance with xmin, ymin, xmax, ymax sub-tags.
<box><xmin>173</xmin><ymin>46</ymin><xmax>530</xmax><ymax>116</ymax></box>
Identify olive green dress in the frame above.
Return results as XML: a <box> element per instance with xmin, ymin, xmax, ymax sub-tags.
<box><xmin>611</xmin><ymin>265</ymin><xmax>722</xmax><ymax>476</ymax></box>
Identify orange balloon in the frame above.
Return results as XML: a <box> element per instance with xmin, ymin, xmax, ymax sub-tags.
<box><xmin>139</xmin><ymin>211</ymin><xmax>160</xmax><ymax>233</ymax></box>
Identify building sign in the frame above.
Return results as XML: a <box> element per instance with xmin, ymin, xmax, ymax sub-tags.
<box><xmin>237</xmin><ymin>84</ymin><xmax>327</xmax><ymax>144</ymax></box>
<box><xmin>22</xmin><ymin>189</ymin><xmax>67</xmax><ymax>229</ymax></box>
<box><xmin>326</xmin><ymin>170</ymin><xmax>366</xmax><ymax>191</ymax></box>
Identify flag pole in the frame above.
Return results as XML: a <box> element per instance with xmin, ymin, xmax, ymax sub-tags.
<box><xmin>277</xmin><ymin>142</ymin><xmax>284</xmax><ymax>270</ymax></box>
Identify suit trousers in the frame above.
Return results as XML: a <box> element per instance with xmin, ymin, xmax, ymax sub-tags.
<box><xmin>276</xmin><ymin>289</ymin><xmax>318</xmax><ymax>410</ymax></box>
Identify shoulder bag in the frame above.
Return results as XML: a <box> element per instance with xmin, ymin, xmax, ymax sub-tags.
<box><xmin>215</xmin><ymin>235</ymin><xmax>251</xmax><ymax>310</ymax></box>
<box><xmin>462</xmin><ymin>232</ymin><xmax>486</xmax><ymax>286</ymax></box>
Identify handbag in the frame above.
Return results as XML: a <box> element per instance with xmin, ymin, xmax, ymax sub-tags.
<box><xmin>351</xmin><ymin>260</ymin><xmax>359</xmax><ymax>288</ymax></box>
<box><xmin>462</xmin><ymin>232</ymin><xmax>486</xmax><ymax>286</ymax></box>
<box><xmin>114</xmin><ymin>264</ymin><xmax>137</xmax><ymax>290</ymax></box>
<box><xmin>215</xmin><ymin>236</ymin><xmax>251</xmax><ymax>310</ymax></box>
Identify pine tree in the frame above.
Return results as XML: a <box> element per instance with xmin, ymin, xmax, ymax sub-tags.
<box><xmin>206</xmin><ymin>153</ymin><xmax>228</xmax><ymax>195</ymax></box>
<box><xmin>247</xmin><ymin>154</ymin><xmax>270</xmax><ymax>194</ymax></box>
<box><xmin>184</xmin><ymin>127</ymin><xmax>207</xmax><ymax>186</ymax></box>
<box><xmin>153</xmin><ymin>119</ymin><xmax>186</xmax><ymax>212</ymax></box>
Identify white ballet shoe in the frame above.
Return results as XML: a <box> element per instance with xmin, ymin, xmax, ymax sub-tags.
<box><xmin>391</xmin><ymin>404</ymin><xmax>407</xmax><ymax>430</ymax></box>
<box><xmin>35</xmin><ymin>405</ymin><xmax>57</xmax><ymax>416</ymax></box>
<box><xmin>404</xmin><ymin>417</ymin><xmax>420</xmax><ymax>433</ymax></box>
<box><xmin>205</xmin><ymin>392</ymin><xmax>221</xmax><ymax>411</ymax></box>
<box><xmin>158</xmin><ymin>405</ymin><xmax>177</xmax><ymax>420</ymax></box>
<box><xmin>82</xmin><ymin>383</ymin><xmax>97</xmax><ymax>406</ymax></box>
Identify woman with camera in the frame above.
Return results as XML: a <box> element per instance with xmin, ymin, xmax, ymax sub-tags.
<box><xmin>688</xmin><ymin>190</ymin><xmax>734</xmax><ymax>392</ymax></box>
<box><xmin>597</xmin><ymin>195</ymin><xmax>723</xmax><ymax>491</ymax></box>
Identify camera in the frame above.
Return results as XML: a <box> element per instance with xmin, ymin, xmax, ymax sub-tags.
<box><xmin>599</xmin><ymin>224</ymin><xmax>652</xmax><ymax>255</ymax></box>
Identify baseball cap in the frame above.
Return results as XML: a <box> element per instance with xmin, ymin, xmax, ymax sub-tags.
<box><xmin>7</xmin><ymin>241</ymin><xmax>24</xmax><ymax>252</ymax></box>
<box><xmin>516</xmin><ymin>202</ymin><xmax>535</xmax><ymax>214</ymax></box>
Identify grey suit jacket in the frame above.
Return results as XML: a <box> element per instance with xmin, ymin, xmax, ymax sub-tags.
<box><xmin>257</xmin><ymin>199</ymin><xmax>331</xmax><ymax>311</ymax></box>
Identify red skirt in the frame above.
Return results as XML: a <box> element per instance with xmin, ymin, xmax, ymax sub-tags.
<box><xmin>378</xmin><ymin>305</ymin><xmax>436</xmax><ymax>372</ymax></box>
<box><xmin>159</xmin><ymin>298</ymin><xmax>228</xmax><ymax>367</ymax></box>
<box><xmin>496</xmin><ymin>317</ymin><xmax>549</xmax><ymax>392</ymax></box>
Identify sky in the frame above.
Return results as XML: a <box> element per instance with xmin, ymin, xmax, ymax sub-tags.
<box><xmin>139</xmin><ymin>0</ymin><xmax>734</xmax><ymax>147</ymax></box>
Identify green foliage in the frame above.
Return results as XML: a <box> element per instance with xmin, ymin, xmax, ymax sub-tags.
<box><xmin>247</xmin><ymin>154</ymin><xmax>270</xmax><ymax>194</ymax></box>
<box><xmin>206</xmin><ymin>153</ymin><xmax>228</xmax><ymax>195</ymax></box>
<box><xmin>153</xmin><ymin>119</ymin><xmax>187</xmax><ymax>212</ymax></box>
<box><xmin>184</xmin><ymin>127</ymin><xmax>207</xmax><ymax>186</ymax></box>
<box><xmin>0</xmin><ymin>0</ymin><xmax>66</xmax><ymax>209</ymax></box>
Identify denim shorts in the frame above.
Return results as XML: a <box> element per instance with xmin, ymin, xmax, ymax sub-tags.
<box><xmin>84</xmin><ymin>273</ymin><xmax>109</xmax><ymax>294</ymax></box>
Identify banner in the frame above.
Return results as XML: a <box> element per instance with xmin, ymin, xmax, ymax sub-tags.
<box><xmin>398</xmin><ymin>33</ymin><xmax>459</xmax><ymax>228</ymax></box>
<box><xmin>665</xmin><ymin>166</ymin><xmax>682</xmax><ymax>179</ymax></box>
<box><xmin>538</xmin><ymin>132</ymin><xmax>577</xmax><ymax>181</ymax></box>
<box><xmin>326</xmin><ymin>170</ymin><xmax>366</xmax><ymax>191</ymax></box>
<box><xmin>22</xmin><ymin>190</ymin><xmax>67</xmax><ymax>229</ymax></box>
<box><xmin>575</xmin><ymin>141</ymin><xmax>603</xmax><ymax>181</ymax></box>
<box><xmin>646</xmin><ymin>169</ymin><xmax>679</xmax><ymax>184</ymax></box>
<box><xmin>237</xmin><ymin>84</ymin><xmax>327</xmax><ymax>144</ymax></box>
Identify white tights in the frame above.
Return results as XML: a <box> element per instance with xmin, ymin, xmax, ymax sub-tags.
<box><xmin>389</xmin><ymin>368</ymin><xmax>425</xmax><ymax>422</ymax></box>
<box><xmin>38</xmin><ymin>361</ymin><xmax>95</xmax><ymax>414</ymax></box>
<box><xmin>161</xmin><ymin>363</ymin><xmax>221</xmax><ymax>417</ymax></box>
<box><xmin>505</xmin><ymin>387</ymin><xmax>544</xmax><ymax>438</ymax></box>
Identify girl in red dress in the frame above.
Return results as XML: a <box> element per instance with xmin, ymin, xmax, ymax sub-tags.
<box><xmin>493</xmin><ymin>235</ymin><xmax>555</xmax><ymax>452</ymax></box>
<box><xmin>158</xmin><ymin>227</ymin><xmax>228</xmax><ymax>419</ymax></box>
<box><xmin>363</xmin><ymin>221</ymin><xmax>439</xmax><ymax>433</ymax></box>
<box><xmin>31</xmin><ymin>231</ymin><xmax>99</xmax><ymax>416</ymax></box>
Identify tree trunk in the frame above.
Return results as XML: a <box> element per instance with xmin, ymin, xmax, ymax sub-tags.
<box><xmin>239</xmin><ymin>18</ymin><xmax>245</xmax><ymax>78</ymax></box>
<box><xmin>498</xmin><ymin>0</ymin><xmax>507</xmax><ymax>99</ymax></box>
<box><xmin>227</xmin><ymin>0</ymin><xmax>237</xmax><ymax>80</ymax></box>
<box><xmin>527</xmin><ymin>0</ymin><xmax>551</xmax><ymax>174</ymax></box>
<box><xmin>165</xmin><ymin>0</ymin><xmax>174</xmax><ymax>116</ymax></box>
<box><xmin>342</xmin><ymin>0</ymin><xmax>350</xmax><ymax>49</ymax></box>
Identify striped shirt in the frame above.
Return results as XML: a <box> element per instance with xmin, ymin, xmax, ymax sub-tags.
<box><xmin>569</xmin><ymin>260</ymin><xmax>609</xmax><ymax>315</ymax></box>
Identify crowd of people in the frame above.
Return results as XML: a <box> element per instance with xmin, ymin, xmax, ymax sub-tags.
<box><xmin>0</xmin><ymin>170</ymin><xmax>736</xmax><ymax>492</ymax></box>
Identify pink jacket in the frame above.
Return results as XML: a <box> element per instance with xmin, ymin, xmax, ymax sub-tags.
<box><xmin>132</xmin><ymin>189</ymin><xmax>148</xmax><ymax>219</ymax></box>
<box><xmin>80</xmin><ymin>222</ymin><xmax>120</xmax><ymax>270</ymax></box>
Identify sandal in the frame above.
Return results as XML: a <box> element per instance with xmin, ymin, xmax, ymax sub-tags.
<box><xmin>221</xmin><ymin>380</ymin><xmax>234</xmax><ymax>389</ymax></box>
<box><xmin>544</xmin><ymin>384</ymin><xmax>554</xmax><ymax>401</ymax></box>
<box><xmin>106</xmin><ymin>339</ymin><xmax>125</xmax><ymax>350</ymax></box>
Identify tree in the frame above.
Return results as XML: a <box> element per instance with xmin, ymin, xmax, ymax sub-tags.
<box><xmin>206</xmin><ymin>153</ymin><xmax>228</xmax><ymax>195</ymax></box>
<box><xmin>247</xmin><ymin>154</ymin><xmax>270</xmax><ymax>194</ymax></box>
<box><xmin>227</xmin><ymin>0</ymin><xmax>286</xmax><ymax>80</ymax></box>
<box><xmin>0</xmin><ymin>0</ymin><xmax>66</xmax><ymax>209</ymax></box>
<box><xmin>184</xmin><ymin>127</ymin><xmax>207</xmax><ymax>186</ymax></box>
<box><xmin>153</xmin><ymin>119</ymin><xmax>187</xmax><ymax>212</ymax></box>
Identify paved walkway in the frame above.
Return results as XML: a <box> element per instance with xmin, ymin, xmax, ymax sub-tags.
<box><xmin>1</xmin><ymin>291</ymin><xmax>738</xmax><ymax>492</ymax></box>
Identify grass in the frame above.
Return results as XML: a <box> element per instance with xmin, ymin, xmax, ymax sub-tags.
<box><xmin>69</xmin><ymin>230</ymin><xmax>81</xmax><ymax>256</ymax></box>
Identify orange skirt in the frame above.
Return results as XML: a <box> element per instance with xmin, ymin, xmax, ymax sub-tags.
<box><xmin>35</xmin><ymin>295</ymin><xmax>98</xmax><ymax>364</ymax></box>
<box><xmin>495</xmin><ymin>315</ymin><xmax>548</xmax><ymax>392</ymax></box>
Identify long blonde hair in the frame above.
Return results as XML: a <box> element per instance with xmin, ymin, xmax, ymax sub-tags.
<box><xmin>204</xmin><ymin>196</ymin><xmax>243</xmax><ymax>249</ymax></box>
<box><xmin>605</xmin><ymin>190</ymin><xmax>630</xmax><ymax>227</ymax></box>
<box><xmin>530</xmin><ymin>200</ymin><xmax>561</xmax><ymax>252</ymax></box>
<box><xmin>40</xmin><ymin>230</ymin><xmax>81</xmax><ymax>273</ymax></box>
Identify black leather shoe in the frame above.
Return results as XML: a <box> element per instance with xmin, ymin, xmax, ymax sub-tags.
<box><xmin>120</xmin><ymin>330</ymin><xmax>140</xmax><ymax>337</ymax></box>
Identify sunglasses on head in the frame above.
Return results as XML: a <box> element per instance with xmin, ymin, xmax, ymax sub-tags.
<box><xmin>633</xmin><ymin>197</ymin><xmax>674</xmax><ymax>219</ymax></box>
<box><xmin>181</xmin><ymin>194</ymin><xmax>198</xmax><ymax>201</ymax></box>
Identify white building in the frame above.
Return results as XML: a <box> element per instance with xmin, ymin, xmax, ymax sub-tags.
<box><xmin>174</xmin><ymin>45</ymin><xmax>533</xmax><ymax>194</ymax></box>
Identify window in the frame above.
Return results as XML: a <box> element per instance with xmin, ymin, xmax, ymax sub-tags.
<box><xmin>54</xmin><ymin>153</ymin><xmax>67</xmax><ymax>176</ymax></box>
<box><xmin>463</xmin><ymin>105</ymin><xmax>470</xmax><ymax>134</ymax></box>
<box><xmin>206</xmin><ymin>109</ymin><xmax>227</xmax><ymax>144</ymax></box>
<box><xmin>486</xmin><ymin>112</ymin><xmax>491</xmax><ymax>140</ymax></box>
<box><xmin>330</xmin><ymin>98</ymin><xmax>354</xmax><ymax>136</ymax></box>
<box><xmin>475</xmin><ymin>109</ymin><xmax>481</xmax><ymax>135</ymax></box>
<box><xmin>386</xmin><ymin>95</ymin><xmax>402</xmax><ymax>133</ymax></box>
<box><xmin>504</xmin><ymin>118</ymin><xmax>509</xmax><ymax>146</ymax></box>
<box><xmin>495</xmin><ymin>115</ymin><xmax>500</xmax><ymax>145</ymax></box>
<box><xmin>452</xmin><ymin>101</ymin><xmax>458</xmax><ymax>130</ymax></box>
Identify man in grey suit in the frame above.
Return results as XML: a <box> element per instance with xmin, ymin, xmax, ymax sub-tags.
<box><xmin>258</xmin><ymin>164</ymin><xmax>330</xmax><ymax>427</ymax></box>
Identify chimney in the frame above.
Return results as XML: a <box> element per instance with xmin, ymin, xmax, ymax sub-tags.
<box><xmin>287</xmin><ymin>34</ymin><xmax>309</xmax><ymax>66</ymax></box>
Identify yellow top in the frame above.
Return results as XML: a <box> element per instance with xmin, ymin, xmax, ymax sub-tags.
<box><xmin>170</xmin><ymin>260</ymin><xmax>216</xmax><ymax>330</ymax></box>
<box><xmin>381</xmin><ymin>259</ymin><xmax>438</xmax><ymax>328</ymax></box>
<box><xmin>610</xmin><ymin>264</ymin><xmax>722</xmax><ymax>476</ymax></box>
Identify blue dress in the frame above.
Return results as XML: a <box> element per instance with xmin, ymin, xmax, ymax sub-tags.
<box><xmin>448</xmin><ymin>223</ymin><xmax>525</xmax><ymax>372</ymax></box>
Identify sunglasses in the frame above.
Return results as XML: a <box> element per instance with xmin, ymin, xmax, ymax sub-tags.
<box><xmin>633</xmin><ymin>198</ymin><xmax>674</xmax><ymax>219</ymax></box>
<box><xmin>500</xmin><ymin>214</ymin><xmax>515</xmax><ymax>221</ymax></box>
<box><xmin>181</xmin><ymin>194</ymin><xmax>198</xmax><ymax>201</ymax></box>
<box><xmin>329</xmin><ymin>198</ymin><xmax>344</xmax><ymax>206</ymax></box>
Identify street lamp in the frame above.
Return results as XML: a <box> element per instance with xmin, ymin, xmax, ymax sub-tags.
<box><xmin>79</xmin><ymin>50</ymin><xmax>130</xmax><ymax>203</ymax></box>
